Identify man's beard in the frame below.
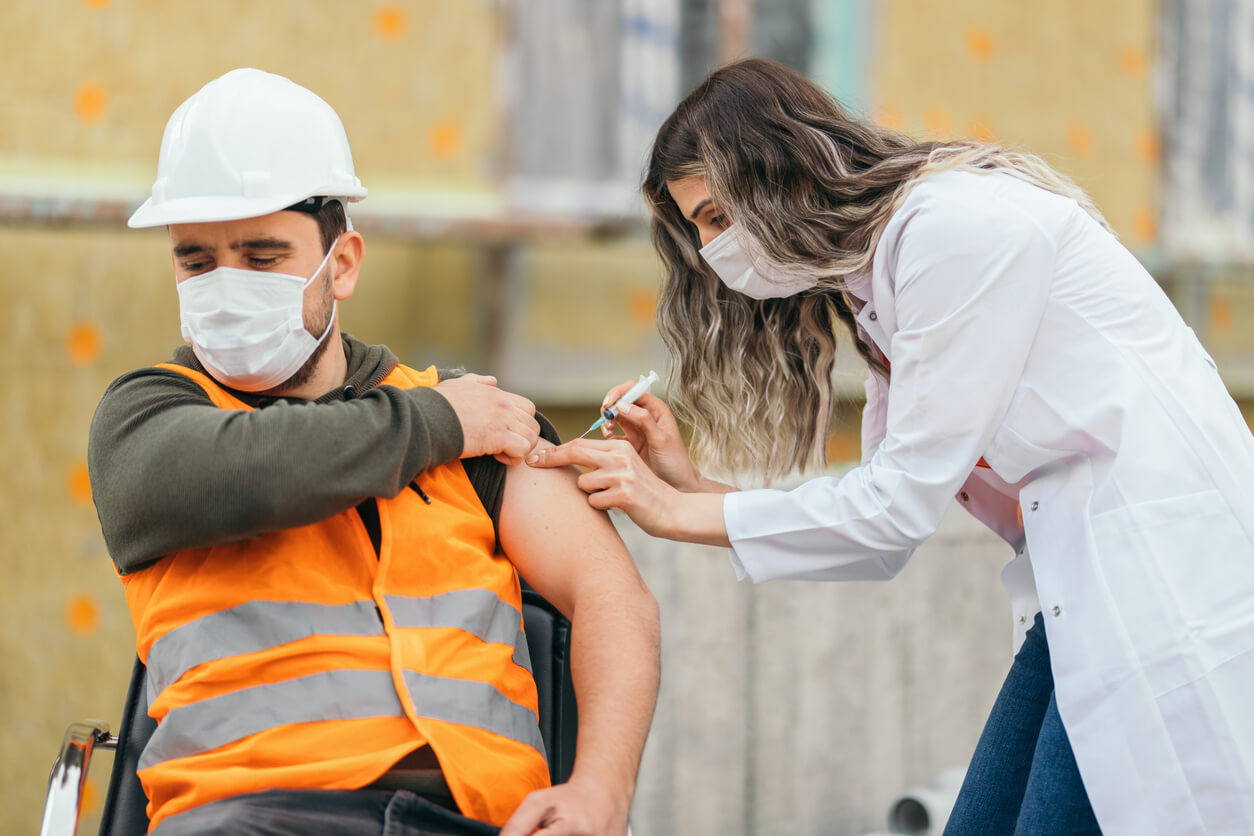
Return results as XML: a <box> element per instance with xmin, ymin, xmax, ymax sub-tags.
<box><xmin>261</xmin><ymin>266</ymin><xmax>336</xmax><ymax>396</ymax></box>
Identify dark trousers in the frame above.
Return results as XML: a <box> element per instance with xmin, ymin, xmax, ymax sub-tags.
<box><xmin>150</xmin><ymin>788</ymin><xmax>501</xmax><ymax>836</ymax></box>
<box><xmin>943</xmin><ymin>613</ymin><xmax>1103</xmax><ymax>835</ymax></box>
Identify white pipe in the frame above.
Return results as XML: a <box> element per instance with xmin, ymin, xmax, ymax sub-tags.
<box><xmin>885</xmin><ymin>767</ymin><xmax>965</xmax><ymax>835</ymax></box>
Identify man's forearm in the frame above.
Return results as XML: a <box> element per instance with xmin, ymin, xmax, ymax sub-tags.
<box><xmin>566</xmin><ymin>578</ymin><xmax>661</xmax><ymax>807</ymax></box>
<box><xmin>89</xmin><ymin>368</ymin><xmax>463</xmax><ymax>573</ymax></box>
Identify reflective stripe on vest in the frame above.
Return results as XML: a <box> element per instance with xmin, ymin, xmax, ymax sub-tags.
<box><xmin>386</xmin><ymin>591</ymin><xmax>533</xmax><ymax>675</ymax></box>
<box><xmin>139</xmin><ymin>668</ymin><xmax>546</xmax><ymax>771</ymax></box>
<box><xmin>145</xmin><ymin>591</ymin><xmax>533</xmax><ymax>705</ymax></box>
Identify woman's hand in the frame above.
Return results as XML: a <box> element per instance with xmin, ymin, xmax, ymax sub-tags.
<box><xmin>595</xmin><ymin>381</ymin><xmax>702</xmax><ymax>492</ymax></box>
<box><xmin>527</xmin><ymin>437</ymin><xmax>732</xmax><ymax>547</ymax></box>
<box><xmin>526</xmin><ymin>437</ymin><xmax>680</xmax><ymax>538</ymax></box>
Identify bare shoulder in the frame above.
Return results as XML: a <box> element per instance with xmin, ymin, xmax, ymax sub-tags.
<box><xmin>498</xmin><ymin>441</ymin><xmax>646</xmax><ymax>618</ymax></box>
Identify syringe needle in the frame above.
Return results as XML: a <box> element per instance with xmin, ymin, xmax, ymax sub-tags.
<box><xmin>579</xmin><ymin>417</ymin><xmax>605</xmax><ymax>439</ymax></box>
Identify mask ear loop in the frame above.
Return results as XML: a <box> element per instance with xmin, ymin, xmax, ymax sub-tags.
<box><xmin>305</xmin><ymin>234</ymin><xmax>342</xmax><ymax>343</ymax></box>
<box><xmin>303</xmin><ymin>235</ymin><xmax>342</xmax><ymax>290</ymax></box>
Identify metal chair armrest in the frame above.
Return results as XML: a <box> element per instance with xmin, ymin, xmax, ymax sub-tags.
<box><xmin>40</xmin><ymin>721</ymin><xmax>117</xmax><ymax>836</ymax></box>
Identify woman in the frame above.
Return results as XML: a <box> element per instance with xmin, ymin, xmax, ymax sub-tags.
<box><xmin>528</xmin><ymin>58</ymin><xmax>1254</xmax><ymax>833</ymax></box>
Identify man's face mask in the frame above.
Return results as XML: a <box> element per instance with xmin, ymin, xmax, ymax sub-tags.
<box><xmin>176</xmin><ymin>237</ymin><xmax>340</xmax><ymax>392</ymax></box>
<box><xmin>699</xmin><ymin>223</ymin><xmax>819</xmax><ymax>299</ymax></box>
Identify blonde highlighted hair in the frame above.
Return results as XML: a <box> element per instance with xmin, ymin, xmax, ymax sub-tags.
<box><xmin>643</xmin><ymin>58</ymin><xmax>1107</xmax><ymax>480</ymax></box>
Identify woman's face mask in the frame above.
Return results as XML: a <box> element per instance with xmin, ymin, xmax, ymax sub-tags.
<box><xmin>699</xmin><ymin>223</ymin><xmax>819</xmax><ymax>299</ymax></box>
<box><xmin>176</xmin><ymin>237</ymin><xmax>339</xmax><ymax>392</ymax></box>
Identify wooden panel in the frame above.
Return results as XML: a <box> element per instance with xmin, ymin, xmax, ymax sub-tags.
<box><xmin>0</xmin><ymin>1</ymin><xmax>500</xmax><ymax>188</ymax></box>
<box><xmin>872</xmin><ymin>0</ymin><xmax>1158</xmax><ymax>247</ymax></box>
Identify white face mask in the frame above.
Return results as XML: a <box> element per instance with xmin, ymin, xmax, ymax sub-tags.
<box><xmin>176</xmin><ymin>238</ymin><xmax>339</xmax><ymax>392</ymax></box>
<box><xmin>698</xmin><ymin>222</ymin><xmax>819</xmax><ymax>299</ymax></box>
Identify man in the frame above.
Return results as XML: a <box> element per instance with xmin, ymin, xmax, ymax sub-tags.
<box><xmin>87</xmin><ymin>68</ymin><xmax>660</xmax><ymax>836</ymax></box>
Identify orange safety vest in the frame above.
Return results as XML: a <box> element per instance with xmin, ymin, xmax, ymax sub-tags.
<box><xmin>121</xmin><ymin>362</ymin><xmax>551</xmax><ymax>830</ymax></box>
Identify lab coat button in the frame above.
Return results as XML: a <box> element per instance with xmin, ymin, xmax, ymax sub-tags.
<box><xmin>1052</xmin><ymin>606</ymin><xmax>1061</xmax><ymax>616</ymax></box>
<box><xmin>1030</xmin><ymin>501</ymin><xmax>1040</xmax><ymax>511</ymax></box>
<box><xmin>869</xmin><ymin>311</ymin><xmax>878</xmax><ymax>321</ymax></box>
<box><xmin>1018</xmin><ymin>615</ymin><xmax>1026</xmax><ymax>624</ymax></box>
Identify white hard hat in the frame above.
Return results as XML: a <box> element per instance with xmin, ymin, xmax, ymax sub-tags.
<box><xmin>128</xmin><ymin>68</ymin><xmax>367</xmax><ymax>228</ymax></box>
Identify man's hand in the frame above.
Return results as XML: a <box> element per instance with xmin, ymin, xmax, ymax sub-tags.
<box><xmin>434</xmin><ymin>373</ymin><xmax>540</xmax><ymax>465</ymax></box>
<box><xmin>499</xmin><ymin>778</ymin><xmax>629</xmax><ymax>836</ymax></box>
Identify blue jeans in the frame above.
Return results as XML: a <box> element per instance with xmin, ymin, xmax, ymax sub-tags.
<box><xmin>150</xmin><ymin>788</ymin><xmax>501</xmax><ymax>836</ymax></box>
<box><xmin>943</xmin><ymin>613</ymin><xmax>1102</xmax><ymax>836</ymax></box>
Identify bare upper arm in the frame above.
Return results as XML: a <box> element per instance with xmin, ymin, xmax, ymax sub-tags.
<box><xmin>498</xmin><ymin>442</ymin><xmax>650</xmax><ymax>620</ymax></box>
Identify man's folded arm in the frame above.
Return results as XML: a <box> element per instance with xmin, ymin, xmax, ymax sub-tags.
<box><xmin>88</xmin><ymin>367</ymin><xmax>463</xmax><ymax>573</ymax></box>
<box><xmin>498</xmin><ymin>450</ymin><xmax>661</xmax><ymax>830</ymax></box>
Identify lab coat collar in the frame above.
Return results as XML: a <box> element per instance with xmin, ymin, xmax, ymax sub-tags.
<box><xmin>842</xmin><ymin>271</ymin><xmax>872</xmax><ymax>302</ymax></box>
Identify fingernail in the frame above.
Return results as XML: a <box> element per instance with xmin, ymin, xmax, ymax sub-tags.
<box><xmin>525</xmin><ymin>454</ymin><xmax>540</xmax><ymax>465</ymax></box>
<box><xmin>617</xmin><ymin>403</ymin><xmax>633</xmax><ymax>415</ymax></box>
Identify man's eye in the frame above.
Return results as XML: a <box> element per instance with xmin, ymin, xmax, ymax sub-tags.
<box><xmin>182</xmin><ymin>261</ymin><xmax>209</xmax><ymax>273</ymax></box>
<box><xmin>249</xmin><ymin>256</ymin><xmax>280</xmax><ymax>268</ymax></box>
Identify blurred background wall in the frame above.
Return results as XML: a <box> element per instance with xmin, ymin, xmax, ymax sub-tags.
<box><xmin>6</xmin><ymin>1</ymin><xmax>1253</xmax><ymax>834</ymax></box>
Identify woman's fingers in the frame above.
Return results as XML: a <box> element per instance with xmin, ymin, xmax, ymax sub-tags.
<box><xmin>612</xmin><ymin>398</ymin><xmax>667</xmax><ymax>444</ymax></box>
<box><xmin>599</xmin><ymin>380</ymin><xmax>672</xmax><ymax>436</ymax></box>
<box><xmin>526</xmin><ymin>438</ymin><xmax>677</xmax><ymax>535</ymax></box>
<box><xmin>600</xmin><ymin>379</ymin><xmax>639</xmax><ymax>411</ymax></box>
<box><xmin>526</xmin><ymin>438</ymin><xmax>627</xmax><ymax>469</ymax></box>
<box><xmin>605</xmin><ymin>395</ymin><xmax>701</xmax><ymax>492</ymax></box>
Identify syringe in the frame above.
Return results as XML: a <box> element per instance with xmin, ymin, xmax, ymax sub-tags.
<box><xmin>579</xmin><ymin>370</ymin><xmax>660</xmax><ymax>438</ymax></box>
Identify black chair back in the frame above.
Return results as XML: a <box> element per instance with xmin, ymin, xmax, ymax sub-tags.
<box><xmin>521</xmin><ymin>589</ymin><xmax>579</xmax><ymax>784</ymax></box>
<box><xmin>96</xmin><ymin>593</ymin><xmax>578</xmax><ymax>833</ymax></box>
<box><xmin>97</xmin><ymin>654</ymin><xmax>154</xmax><ymax>836</ymax></box>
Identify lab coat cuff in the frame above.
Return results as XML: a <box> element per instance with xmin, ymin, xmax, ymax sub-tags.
<box><xmin>724</xmin><ymin>490</ymin><xmax>768</xmax><ymax>583</ymax></box>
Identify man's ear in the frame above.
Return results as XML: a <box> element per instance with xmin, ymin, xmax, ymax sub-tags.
<box><xmin>331</xmin><ymin>231</ymin><xmax>364</xmax><ymax>300</ymax></box>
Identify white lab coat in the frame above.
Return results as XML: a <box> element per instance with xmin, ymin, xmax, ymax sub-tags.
<box><xmin>723</xmin><ymin>170</ymin><xmax>1254</xmax><ymax>834</ymax></box>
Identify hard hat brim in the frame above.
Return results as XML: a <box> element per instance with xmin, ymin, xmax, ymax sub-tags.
<box><xmin>127</xmin><ymin>189</ymin><xmax>367</xmax><ymax>229</ymax></box>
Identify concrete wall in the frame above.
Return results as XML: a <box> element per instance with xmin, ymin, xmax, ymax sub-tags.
<box><xmin>623</xmin><ymin>504</ymin><xmax>1013</xmax><ymax>836</ymax></box>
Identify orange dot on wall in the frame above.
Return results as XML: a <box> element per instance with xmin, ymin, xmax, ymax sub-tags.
<box><xmin>1136</xmin><ymin>130</ymin><xmax>1161</xmax><ymax>164</ymax></box>
<box><xmin>74</xmin><ymin>82</ymin><xmax>108</xmax><ymax>125</ymax></box>
<box><xmin>628</xmin><ymin>290</ymin><xmax>657</xmax><ymax>325</ymax></box>
<box><xmin>1120</xmin><ymin>47</ymin><xmax>1148</xmax><ymax>78</ymax></box>
<box><xmin>925</xmin><ymin>107</ymin><xmax>953</xmax><ymax>136</ymax></box>
<box><xmin>1066</xmin><ymin>123</ymin><xmax>1095</xmax><ymax>157</ymax></box>
<box><xmin>66</xmin><ymin>594</ymin><xmax>100</xmax><ymax>637</ymax></box>
<box><xmin>67</xmin><ymin>320</ymin><xmax>102</xmax><ymax>366</ymax></box>
<box><xmin>68</xmin><ymin>461</ymin><xmax>93</xmax><ymax>506</ymax></box>
<box><xmin>968</xmin><ymin>116</ymin><xmax>996</xmax><ymax>142</ymax></box>
<box><xmin>428</xmin><ymin>121</ymin><xmax>462</xmax><ymax>159</ymax></box>
<box><xmin>825</xmin><ymin>433</ymin><xmax>856</xmax><ymax>464</ymax></box>
<box><xmin>965</xmin><ymin>28</ymin><xmax>996</xmax><ymax>62</ymax></box>
<box><xmin>372</xmin><ymin>5</ymin><xmax>407</xmax><ymax>41</ymax></box>
<box><xmin>1211</xmin><ymin>296</ymin><xmax>1234</xmax><ymax>332</ymax></box>
<box><xmin>1133</xmin><ymin>208</ymin><xmax>1158</xmax><ymax>244</ymax></box>
<box><xmin>874</xmin><ymin>106</ymin><xmax>904</xmax><ymax>131</ymax></box>
<box><xmin>83</xmin><ymin>0</ymin><xmax>110</xmax><ymax>7</ymax></box>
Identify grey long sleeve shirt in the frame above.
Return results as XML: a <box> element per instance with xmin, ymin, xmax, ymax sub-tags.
<box><xmin>88</xmin><ymin>333</ymin><xmax>534</xmax><ymax>575</ymax></box>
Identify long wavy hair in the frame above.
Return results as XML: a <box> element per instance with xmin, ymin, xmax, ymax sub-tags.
<box><xmin>644</xmin><ymin>58</ymin><xmax>1108</xmax><ymax>481</ymax></box>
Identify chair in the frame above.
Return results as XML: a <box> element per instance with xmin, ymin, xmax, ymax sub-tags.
<box><xmin>41</xmin><ymin>589</ymin><xmax>579</xmax><ymax>835</ymax></box>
